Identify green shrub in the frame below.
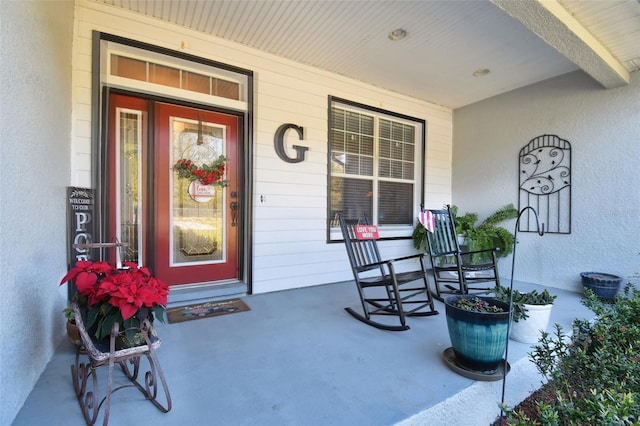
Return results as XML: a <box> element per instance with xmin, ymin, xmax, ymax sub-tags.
<box><xmin>502</xmin><ymin>284</ymin><xmax>640</xmax><ymax>425</ymax></box>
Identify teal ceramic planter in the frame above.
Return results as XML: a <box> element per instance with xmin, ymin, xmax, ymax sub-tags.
<box><xmin>445</xmin><ymin>295</ymin><xmax>511</xmax><ymax>373</ymax></box>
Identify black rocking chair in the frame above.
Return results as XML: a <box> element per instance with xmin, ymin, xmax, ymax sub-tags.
<box><xmin>339</xmin><ymin>214</ymin><xmax>438</xmax><ymax>331</ymax></box>
<box><xmin>423</xmin><ymin>205</ymin><xmax>501</xmax><ymax>301</ymax></box>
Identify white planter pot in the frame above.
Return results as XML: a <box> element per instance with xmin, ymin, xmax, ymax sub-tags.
<box><xmin>509</xmin><ymin>303</ymin><xmax>553</xmax><ymax>343</ymax></box>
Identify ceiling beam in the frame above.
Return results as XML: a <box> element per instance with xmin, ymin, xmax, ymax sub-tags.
<box><xmin>491</xmin><ymin>0</ymin><xmax>630</xmax><ymax>88</ymax></box>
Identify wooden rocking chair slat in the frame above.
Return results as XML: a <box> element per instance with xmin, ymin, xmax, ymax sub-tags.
<box><xmin>423</xmin><ymin>205</ymin><xmax>501</xmax><ymax>301</ymax></box>
<box><xmin>339</xmin><ymin>214</ymin><xmax>438</xmax><ymax>331</ymax></box>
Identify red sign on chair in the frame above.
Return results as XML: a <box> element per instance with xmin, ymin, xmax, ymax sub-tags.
<box><xmin>354</xmin><ymin>225</ymin><xmax>379</xmax><ymax>240</ymax></box>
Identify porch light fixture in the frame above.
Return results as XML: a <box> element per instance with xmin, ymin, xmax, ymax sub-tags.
<box><xmin>388</xmin><ymin>28</ymin><xmax>407</xmax><ymax>41</ymax></box>
<box><xmin>473</xmin><ymin>68</ymin><xmax>491</xmax><ymax>77</ymax></box>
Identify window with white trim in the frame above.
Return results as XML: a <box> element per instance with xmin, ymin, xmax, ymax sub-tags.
<box><xmin>328</xmin><ymin>98</ymin><xmax>425</xmax><ymax>240</ymax></box>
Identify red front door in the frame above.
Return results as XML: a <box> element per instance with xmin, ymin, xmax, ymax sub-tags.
<box><xmin>108</xmin><ymin>94</ymin><xmax>241</xmax><ymax>286</ymax></box>
<box><xmin>154</xmin><ymin>102</ymin><xmax>239</xmax><ymax>284</ymax></box>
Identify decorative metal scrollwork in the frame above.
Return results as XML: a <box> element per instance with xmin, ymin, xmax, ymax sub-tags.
<box><xmin>518</xmin><ymin>135</ymin><xmax>571</xmax><ymax>234</ymax></box>
<box><xmin>70</xmin><ymin>304</ymin><xmax>171</xmax><ymax>425</ymax></box>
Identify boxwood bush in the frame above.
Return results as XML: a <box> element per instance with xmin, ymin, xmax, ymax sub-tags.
<box><xmin>499</xmin><ymin>284</ymin><xmax>639</xmax><ymax>425</ymax></box>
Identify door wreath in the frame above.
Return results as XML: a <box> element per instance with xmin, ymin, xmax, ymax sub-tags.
<box><xmin>173</xmin><ymin>155</ymin><xmax>228</xmax><ymax>187</ymax></box>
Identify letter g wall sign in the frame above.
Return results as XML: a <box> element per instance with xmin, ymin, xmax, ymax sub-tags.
<box><xmin>274</xmin><ymin>123</ymin><xmax>308</xmax><ymax>163</ymax></box>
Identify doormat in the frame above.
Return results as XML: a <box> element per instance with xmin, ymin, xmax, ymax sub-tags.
<box><xmin>167</xmin><ymin>298</ymin><xmax>250</xmax><ymax>324</ymax></box>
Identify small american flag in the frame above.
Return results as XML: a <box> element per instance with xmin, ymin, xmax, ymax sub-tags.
<box><xmin>419</xmin><ymin>209</ymin><xmax>436</xmax><ymax>233</ymax></box>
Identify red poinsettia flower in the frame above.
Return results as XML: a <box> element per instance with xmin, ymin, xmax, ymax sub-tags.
<box><xmin>60</xmin><ymin>260</ymin><xmax>114</xmax><ymax>303</ymax></box>
<box><xmin>60</xmin><ymin>259</ymin><xmax>170</xmax><ymax>341</ymax></box>
<box><xmin>99</xmin><ymin>273</ymin><xmax>145</xmax><ymax>320</ymax></box>
<box><xmin>146</xmin><ymin>276</ymin><xmax>169</xmax><ymax>306</ymax></box>
<box><xmin>59</xmin><ymin>260</ymin><xmax>112</xmax><ymax>286</ymax></box>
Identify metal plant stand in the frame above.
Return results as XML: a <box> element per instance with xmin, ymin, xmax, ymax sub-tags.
<box><xmin>70</xmin><ymin>304</ymin><xmax>172</xmax><ymax>426</ymax></box>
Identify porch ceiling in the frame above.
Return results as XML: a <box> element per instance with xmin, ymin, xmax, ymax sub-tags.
<box><xmin>95</xmin><ymin>0</ymin><xmax>640</xmax><ymax>109</ymax></box>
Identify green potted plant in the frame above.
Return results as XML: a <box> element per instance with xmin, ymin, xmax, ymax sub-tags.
<box><xmin>413</xmin><ymin>204</ymin><xmax>518</xmax><ymax>262</ymax></box>
<box><xmin>491</xmin><ymin>285</ymin><xmax>557</xmax><ymax>343</ymax></box>
<box><xmin>444</xmin><ymin>295</ymin><xmax>512</xmax><ymax>377</ymax></box>
<box><xmin>449</xmin><ymin>205</ymin><xmax>476</xmax><ymax>247</ymax></box>
<box><xmin>63</xmin><ymin>304</ymin><xmax>82</xmax><ymax>346</ymax></box>
<box><xmin>463</xmin><ymin>204</ymin><xmax>518</xmax><ymax>261</ymax></box>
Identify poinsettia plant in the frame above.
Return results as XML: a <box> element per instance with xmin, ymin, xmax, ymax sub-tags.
<box><xmin>60</xmin><ymin>261</ymin><xmax>169</xmax><ymax>342</ymax></box>
<box><xmin>173</xmin><ymin>155</ymin><xmax>228</xmax><ymax>186</ymax></box>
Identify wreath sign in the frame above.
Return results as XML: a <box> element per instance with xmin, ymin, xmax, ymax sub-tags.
<box><xmin>173</xmin><ymin>155</ymin><xmax>228</xmax><ymax>187</ymax></box>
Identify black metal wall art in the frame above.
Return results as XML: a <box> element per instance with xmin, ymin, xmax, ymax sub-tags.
<box><xmin>518</xmin><ymin>134</ymin><xmax>571</xmax><ymax>234</ymax></box>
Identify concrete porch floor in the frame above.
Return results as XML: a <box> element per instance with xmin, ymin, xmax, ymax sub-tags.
<box><xmin>12</xmin><ymin>280</ymin><xmax>592</xmax><ymax>426</ymax></box>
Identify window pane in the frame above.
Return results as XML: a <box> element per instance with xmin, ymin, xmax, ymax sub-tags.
<box><xmin>331</xmin><ymin>152</ymin><xmax>346</xmax><ymax>173</ymax></box>
<box><xmin>345</xmin><ymin>154</ymin><xmax>360</xmax><ymax>174</ymax></box>
<box><xmin>404</xmin><ymin>126</ymin><xmax>414</xmax><ymax>143</ymax></box>
<box><xmin>171</xmin><ymin>119</ymin><xmax>226</xmax><ymax>264</ymax></box>
<box><xmin>378</xmin><ymin>121</ymin><xmax>415</xmax><ymax>181</ymax></box>
<box><xmin>379</xmin><ymin>119</ymin><xmax>391</xmax><ymax>139</ymax></box>
<box><xmin>346</xmin><ymin>111</ymin><xmax>360</xmax><ymax>133</ymax></box>
<box><xmin>333</xmin><ymin>114</ymin><xmax>375</xmax><ymax>177</ymax></box>
<box><xmin>391</xmin><ymin>160</ymin><xmax>403</xmax><ymax>179</ymax></box>
<box><xmin>214</xmin><ymin>79</ymin><xmax>240</xmax><ymax>100</ymax></box>
<box><xmin>403</xmin><ymin>142</ymin><xmax>414</xmax><ymax>161</ymax></box>
<box><xmin>360</xmin><ymin>156</ymin><xmax>373</xmax><ymax>176</ymax></box>
<box><xmin>182</xmin><ymin>71</ymin><xmax>210</xmax><ymax>95</ymax></box>
<box><xmin>391</xmin><ymin>141</ymin><xmax>402</xmax><ymax>160</ymax></box>
<box><xmin>392</xmin><ymin>122</ymin><xmax>405</xmax><ymax>140</ymax></box>
<box><xmin>361</xmin><ymin>115</ymin><xmax>374</xmax><ymax>135</ymax></box>
<box><xmin>149</xmin><ymin>63</ymin><xmax>180</xmax><ymax>88</ymax></box>
<box><xmin>330</xmin><ymin>177</ymin><xmax>373</xmax><ymax>220</ymax></box>
<box><xmin>332</xmin><ymin>108</ymin><xmax>345</xmax><ymax>130</ymax></box>
<box><xmin>361</xmin><ymin>135</ymin><xmax>374</xmax><ymax>156</ymax></box>
<box><xmin>379</xmin><ymin>158</ymin><xmax>390</xmax><ymax>178</ymax></box>
<box><xmin>117</xmin><ymin>110</ymin><xmax>143</xmax><ymax>264</ymax></box>
<box><xmin>328</xmin><ymin>102</ymin><xmax>420</xmax><ymax>235</ymax></box>
<box><xmin>111</xmin><ymin>55</ymin><xmax>146</xmax><ymax>81</ymax></box>
<box><xmin>330</xmin><ymin>129</ymin><xmax>345</xmax><ymax>152</ymax></box>
<box><xmin>110</xmin><ymin>54</ymin><xmax>241</xmax><ymax>101</ymax></box>
<box><xmin>346</xmin><ymin>134</ymin><xmax>360</xmax><ymax>153</ymax></box>
<box><xmin>378</xmin><ymin>181</ymin><xmax>413</xmax><ymax>225</ymax></box>
<box><xmin>379</xmin><ymin>139</ymin><xmax>390</xmax><ymax>158</ymax></box>
<box><xmin>403</xmin><ymin>162</ymin><xmax>414</xmax><ymax>180</ymax></box>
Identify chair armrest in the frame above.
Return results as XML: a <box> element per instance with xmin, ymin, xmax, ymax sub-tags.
<box><xmin>430</xmin><ymin>250</ymin><xmax>458</xmax><ymax>257</ymax></box>
<box><xmin>459</xmin><ymin>247</ymin><xmax>499</xmax><ymax>256</ymax></box>
<box><xmin>354</xmin><ymin>253</ymin><xmax>424</xmax><ymax>271</ymax></box>
<box><xmin>385</xmin><ymin>253</ymin><xmax>425</xmax><ymax>263</ymax></box>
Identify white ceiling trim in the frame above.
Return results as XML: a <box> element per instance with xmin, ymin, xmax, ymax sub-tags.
<box><xmin>492</xmin><ymin>0</ymin><xmax>630</xmax><ymax>88</ymax></box>
<box><xmin>92</xmin><ymin>0</ymin><xmax>638</xmax><ymax>108</ymax></box>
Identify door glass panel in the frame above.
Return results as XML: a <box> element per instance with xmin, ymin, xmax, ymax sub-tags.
<box><xmin>116</xmin><ymin>109</ymin><xmax>143</xmax><ymax>264</ymax></box>
<box><xmin>171</xmin><ymin>117</ymin><xmax>226</xmax><ymax>266</ymax></box>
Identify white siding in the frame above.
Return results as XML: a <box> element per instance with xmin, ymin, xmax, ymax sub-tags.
<box><xmin>73</xmin><ymin>1</ymin><xmax>453</xmax><ymax>294</ymax></box>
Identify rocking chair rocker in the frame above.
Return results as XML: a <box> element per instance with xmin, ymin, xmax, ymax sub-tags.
<box><xmin>339</xmin><ymin>214</ymin><xmax>438</xmax><ymax>331</ymax></box>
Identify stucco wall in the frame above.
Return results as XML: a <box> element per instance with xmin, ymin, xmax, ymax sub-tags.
<box><xmin>453</xmin><ymin>70</ymin><xmax>640</xmax><ymax>292</ymax></box>
<box><xmin>0</xmin><ymin>1</ymin><xmax>74</xmax><ymax>424</ymax></box>
<box><xmin>73</xmin><ymin>1</ymin><xmax>454</xmax><ymax>294</ymax></box>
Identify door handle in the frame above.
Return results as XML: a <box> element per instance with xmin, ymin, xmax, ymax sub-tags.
<box><xmin>230</xmin><ymin>201</ymin><xmax>239</xmax><ymax>227</ymax></box>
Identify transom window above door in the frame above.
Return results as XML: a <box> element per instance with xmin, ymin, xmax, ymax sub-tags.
<box><xmin>110</xmin><ymin>54</ymin><xmax>240</xmax><ymax>100</ymax></box>
<box><xmin>102</xmin><ymin>39</ymin><xmax>250</xmax><ymax>112</ymax></box>
<box><xmin>327</xmin><ymin>97</ymin><xmax>425</xmax><ymax>241</ymax></box>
